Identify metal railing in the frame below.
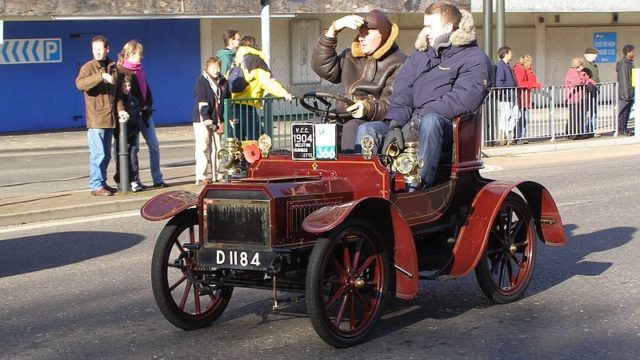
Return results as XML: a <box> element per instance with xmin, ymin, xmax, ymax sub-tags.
<box><xmin>222</xmin><ymin>84</ymin><xmax>628</xmax><ymax>152</ymax></box>
<box><xmin>482</xmin><ymin>82</ymin><xmax>619</xmax><ymax>145</ymax></box>
<box><xmin>222</xmin><ymin>95</ymin><xmax>333</xmax><ymax>150</ymax></box>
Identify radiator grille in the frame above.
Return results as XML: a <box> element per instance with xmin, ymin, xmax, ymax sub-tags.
<box><xmin>287</xmin><ymin>198</ymin><xmax>343</xmax><ymax>234</ymax></box>
<box><xmin>205</xmin><ymin>200</ymin><xmax>270</xmax><ymax>246</ymax></box>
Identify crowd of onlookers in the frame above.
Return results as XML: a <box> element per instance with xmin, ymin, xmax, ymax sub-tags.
<box><xmin>75</xmin><ymin>1</ymin><xmax>635</xmax><ymax>195</ymax></box>
<box><xmin>494</xmin><ymin>44</ymin><xmax>635</xmax><ymax>145</ymax></box>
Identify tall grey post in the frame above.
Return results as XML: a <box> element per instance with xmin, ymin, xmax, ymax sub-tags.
<box><xmin>483</xmin><ymin>0</ymin><xmax>493</xmax><ymax>59</ymax></box>
<box><xmin>261</xmin><ymin>0</ymin><xmax>271</xmax><ymax>66</ymax></box>
<box><xmin>633</xmin><ymin>68</ymin><xmax>639</xmax><ymax>137</ymax></box>
<box><xmin>496</xmin><ymin>0</ymin><xmax>505</xmax><ymax>50</ymax></box>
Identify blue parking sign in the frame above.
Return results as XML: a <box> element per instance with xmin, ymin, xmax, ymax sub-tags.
<box><xmin>0</xmin><ymin>38</ymin><xmax>62</xmax><ymax>64</ymax></box>
<box><xmin>593</xmin><ymin>32</ymin><xmax>616</xmax><ymax>63</ymax></box>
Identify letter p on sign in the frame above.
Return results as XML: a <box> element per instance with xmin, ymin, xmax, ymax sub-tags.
<box><xmin>43</xmin><ymin>39</ymin><xmax>62</xmax><ymax>61</ymax></box>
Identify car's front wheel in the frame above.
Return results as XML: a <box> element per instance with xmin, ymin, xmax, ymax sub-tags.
<box><xmin>305</xmin><ymin>218</ymin><xmax>391</xmax><ymax>348</ymax></box>
<box><xmin>151</xmin><ymin>208</ymin><xmax>233</xmax><ymax>330</ymax></box>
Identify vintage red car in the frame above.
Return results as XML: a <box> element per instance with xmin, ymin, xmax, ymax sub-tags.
<box><xmin>141</xmin><ymin>93</ymin><xmax>566</xmax><ymax>348</ymax></box>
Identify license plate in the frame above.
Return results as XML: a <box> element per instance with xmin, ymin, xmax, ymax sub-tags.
<box><xmin>214</xmin><ymin>249</ymin><xmax>265</xmax><ymax>270</ymax></box>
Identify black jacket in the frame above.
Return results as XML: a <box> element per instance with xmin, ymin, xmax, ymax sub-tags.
<box><xmin>616</xmin><ymin>57</ymin><xmax>634</xmax><ymax>101</ymax></box>
<box><xmin>192</xmin><ymin>73</ymin><xmax>230</xmax><ymax>124</ymax></box>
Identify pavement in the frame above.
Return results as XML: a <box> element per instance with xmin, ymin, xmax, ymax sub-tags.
<box><xmin>1</xmin><ymin>124</ymin><xmax>639</xmax><ymax>228</ymax></box>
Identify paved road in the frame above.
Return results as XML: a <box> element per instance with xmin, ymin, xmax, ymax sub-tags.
<box><xmin>0</xmin><ymin>148</ymin><xmax>639</xmax><ymax>359</ymax></box>
<box><xmin>0</xmin><ymin>144</ymin><xmax>196</xmax><ymax>198</ymax></box>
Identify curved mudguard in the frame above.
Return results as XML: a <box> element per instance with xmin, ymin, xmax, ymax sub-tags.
<box><xmin>140</xmin><ymin>190</ymin><xmax>199</xmax><ymax>221</ymax></box>
<box><xmin>303</xmin><ymin>198</ymin><xmax>419</xmax><ymax>300</ymax></box>
<box><xmin>448</xmin><ymin>180</ymin><xmax>566</xmax><ymax>277</ymax></box>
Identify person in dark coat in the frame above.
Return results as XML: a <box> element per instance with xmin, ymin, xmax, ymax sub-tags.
<box><xmin>355</xmin><ymin>1</ymin><xmax>493</xmax><ymax>189</ymax></box>
<box><xmin>192</xmin><ymin>56</ymin><xmax>230</xmax><ymax>184</ymax></box>
<box><xmin>616</xmin><ymin>44</ymin><xmax>635</xmax><ymax>136</ymax></box>
<box><xmin>312</xmin><ymin>9</ymin><xmax>407</xmax><ymax>151</ymax></box>
<box><xmin>117</xmin><ymin>75</ymin><xmax>143</xmax><ymax>191</ymax></box>
<box><xmin>583</xmin><ymin>47</ymin><xmax>600</xmax><ymax>136</ymax></box>
<box><xmin>117</xmin><ymin>40</ymin><xmax>168</xmax><ymax>188</ymax></box>
<box><xmin>495</xmin><ymin>46</ymin><xmax>518</xmax><ymax>145</ymax></box>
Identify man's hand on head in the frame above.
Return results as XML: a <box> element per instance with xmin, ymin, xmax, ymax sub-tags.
<box><xmin>327</xmin><ymin>15</ymin><xmax>365</xmax><ymax>37</ymax></box>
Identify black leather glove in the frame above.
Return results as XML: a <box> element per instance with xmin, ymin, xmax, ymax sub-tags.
<box><xmin>402</xmin><ymin>115</ymin><xmax>420</xmax><ymax>143</ymax></box>
<box><xmin>382</xmin><ymin>120</ymin><xmax>404</xmax><ymax>155</ymax></box>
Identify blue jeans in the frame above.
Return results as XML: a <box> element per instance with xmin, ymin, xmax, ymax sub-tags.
<box><xmin>355</xmin><ymin>113</ymin><xmax>452</xmax><ymax>187</ymax></box>
<box><xmin>87</xmin><ymin>128</ymin><xmax>113</xmax><ymax>190</ymax></box>
<box><xmin>517</xmin><ymin>108</ymin><xmax>528</xmax><ymax>139</ymax></box>
<box><xmin>139</xmin><ymin>117</ymin><xmax>164</xmax><ymax>185</ymax></box>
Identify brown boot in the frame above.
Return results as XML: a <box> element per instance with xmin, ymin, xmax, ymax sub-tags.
<box><xmin>91</xmin><ymin>187</ymin><xmax>113</xmax><ymax>197</ymax></box>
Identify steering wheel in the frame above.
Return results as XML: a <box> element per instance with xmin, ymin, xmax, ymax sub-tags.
<box><xmin>299</xmin><ymin>91</ymin><xmax>355</xmax><ymax>123</ymax></box>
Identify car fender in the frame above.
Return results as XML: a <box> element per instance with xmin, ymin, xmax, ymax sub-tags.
<box><xmin>448</xmin><ymin>180</ymin><xmax>566</xmax><ymax>277</ymax></box>
<box><xmin>303</xmin><ymin>197</ymin><xmax>419</xmax><ymax>300</ymax></box>
<box><xmin>140</xmin><ymin>190</ymin><xmax>199</xmax><ymax>221</ymax></box>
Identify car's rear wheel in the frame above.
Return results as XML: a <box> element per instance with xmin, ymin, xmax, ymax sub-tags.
<box><xmin>475</xmin><ymin>193</ymin><xmax>536</xmax><ymax>304</ymax></box>
<box><xmin>306</xmin><ymin>218</ymin><xmax>390</xmax><ymax>348</ymax></box>
<box><xmin>151</xmin><ymin>208</ymin><xmax>233</xmax><ymax>330</ymax></box>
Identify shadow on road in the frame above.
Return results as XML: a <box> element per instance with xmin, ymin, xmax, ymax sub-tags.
<box><xmin>367</xmin><ymin>223</ymin><xmax>637</xmax><ymax>341</ymax></box>
<box><xmin>0</xmin><ymin>231</ymin><xmax>144</xmax><ymax>278</ymax></box>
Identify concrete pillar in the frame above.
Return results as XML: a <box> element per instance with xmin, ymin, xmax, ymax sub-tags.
<box><xmin>261</xmin><ymin>2</ymin><xmax>271</xmax><ymax>66</ymax></box>
<box><xmin>199</xmin><ymin>19</ymin><xmax>213</xmax><ymax>67</ymax></box>
<box><xmin>483</xmin><ymin>0</ymin><xmax>493</xmax><ymax>59</ymax></box>
<box><xmin>496</xmin><ymin>0</ymin><xmax>505</xmax><ymax>50</ymax></box>
<box><xmin>534</xmin><ymin>14</ymin><xmax>546</xmax><ymax>85</ymax></box>
<box><xmin>633</xmin><ymin>68</ymin><xmax>639</xmax><ymax>137</ymax></box>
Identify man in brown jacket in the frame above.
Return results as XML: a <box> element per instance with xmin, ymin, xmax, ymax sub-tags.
<box><xmin>75</xmin><ymin>35</ymin><xmax>125</xmax><ymax>196</ymax></box>
<box><xmin>312</xmin><ymin>10</ymin><xmax>407</xmax><ymax>152</ymax></box>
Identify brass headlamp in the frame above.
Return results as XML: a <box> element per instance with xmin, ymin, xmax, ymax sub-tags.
<box><xmin>392</xmin><ymin>142</ymin><xmax>423</xmax><ymax>189</ymax></box>
<box><xmin>361</xmin><ymin>135</ymin><xmax>375</xmax><ymax>160</ymax></box>
<box><xmin>257</xmin><ymin>134</ymin><xmax>272</xmax><ymax>158</ymax></box>
<box><xmin>217</xmin><ymin>137</ymin><xmax>243</xmax><ymax>176</ymax></box>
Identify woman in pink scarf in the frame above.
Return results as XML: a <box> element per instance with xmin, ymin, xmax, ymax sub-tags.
<box><xmin>117</xmin><ymin>40</ymin><xmax>167</xmax><ymax>188</ymax></box>
<box><xmin>564</xmin><ymin>57</ymin><xmax>595</xmax><ymax>139</ymax></box>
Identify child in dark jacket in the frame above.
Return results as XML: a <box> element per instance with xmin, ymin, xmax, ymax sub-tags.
<box><xmin>115</xmin><ymin>75</ymin><xmax>144</xmax><ymax>191</ymax></box>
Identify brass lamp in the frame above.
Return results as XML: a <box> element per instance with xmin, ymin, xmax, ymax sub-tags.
<box><xmin>361</xmin><ymin>135</ymin><xmax>375</xmax><ymax>160</ymax></box>
<box><xmin>217</xmin><ymin>137</ymin><xmax>243</xmax><ymax>176</ymax></box>
<box><xmin>392</xmin><ymin>142</ymin><xmax>423</xmax><ymax>189</ymax></box>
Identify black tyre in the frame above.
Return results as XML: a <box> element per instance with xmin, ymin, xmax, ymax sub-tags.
<box><xmin>151</xmin><ymin>208</ymin><xmax>233</xmax><ymax>330</ymax></box>
<box><xmin>305</xmin><ymin>218</ymin><xmax>391</xmax><ymax>348</ymax></box>
<box><xmin>475</xmin><ymin>193</ymin><xmax>537</xmax><ymax>304</ymax></box>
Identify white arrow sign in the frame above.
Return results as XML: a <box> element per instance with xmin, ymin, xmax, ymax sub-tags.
<box><xmin>0</xmin><ymin>38</ymin><xmax>63</xmax><ymax>65</ymax></box>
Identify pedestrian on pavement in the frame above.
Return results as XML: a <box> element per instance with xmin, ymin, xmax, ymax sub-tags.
<box><xmin>217</xmin><ymin>29</ymin><xmax>241</xmax><ymax>76</ymax></box>
<box><xmin>192</xmin><ymin>56</ymin><xmax>229</xmax><ymax>185</ymax></box>
<box><xmin>513</xmin><ymin>54</ymin><xmax>541</xmax><ymax>144</ymax></box>
<box><xmin>75</xmin><ymin>35</ymin><xmax>125</xmax><ymax>197</ymax></box>
<box><xmin>495</xmin><ymin>46</ymin><xmax>519</xmax><ymax>145</ymax></box>
<box><xmin>117</xmin><ymin>40</ymin><xmax>168</xmax><ymax>188</ymax></box>
<box><xmin>311</xmin><ymin>9</ymin><xmax>407</xmax><ymax>152</ymax></box>
<box><xmin>229</xmin><ymin>35</ymin><xmax>293</xmax><ymax>140</ymax></box>
<box><xmin>583</xmin><ymin>47</ymin><xmax>600</xmax><ymax>137</ymax></box>
<box><xmin>564</xmin><ymin>57</ymin><xmax>595</xmax><ymax>139</ymax></box>
<box><xmin>355</xmin><ymin>1</ymin><xmax>493</xmax><ymax>190</ymax></box>
<box><xmin>616</xmin><ymin>44</ymin><xmax>635</xmax><ymax>136</ymax></box>
<box><xmin>117</xmin><ymin>75</ymin><xmax>144</xmax><ymax>192</ymax></box>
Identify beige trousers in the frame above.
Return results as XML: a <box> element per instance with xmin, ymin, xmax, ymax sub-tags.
<box><xmin>193</xmin><ymin>122</ymin><xmax>221</xmax><ymax>183</ymax></box>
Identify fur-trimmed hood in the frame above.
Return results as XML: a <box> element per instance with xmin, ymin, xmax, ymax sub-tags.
<box><xmin>414</xmin><ymin>9</ymin><xmax>476</xmax><ymax>52</ymax></box>
<box><xmin>350</xmin><ymin>22</ymin><xmax>400</xmax><ymax>60</ymax></box>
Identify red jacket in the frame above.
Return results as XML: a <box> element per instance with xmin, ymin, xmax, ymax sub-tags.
<box><xmin>513</xmin><ymin>63</ymin><xmax>541</xmax><ymax>109</ymax></box>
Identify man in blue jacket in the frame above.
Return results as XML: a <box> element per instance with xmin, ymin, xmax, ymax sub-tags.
<box><xmin>355</xmin><ymin>1</ymin><xmax>493</xmax><ymax>190</ymax></box>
